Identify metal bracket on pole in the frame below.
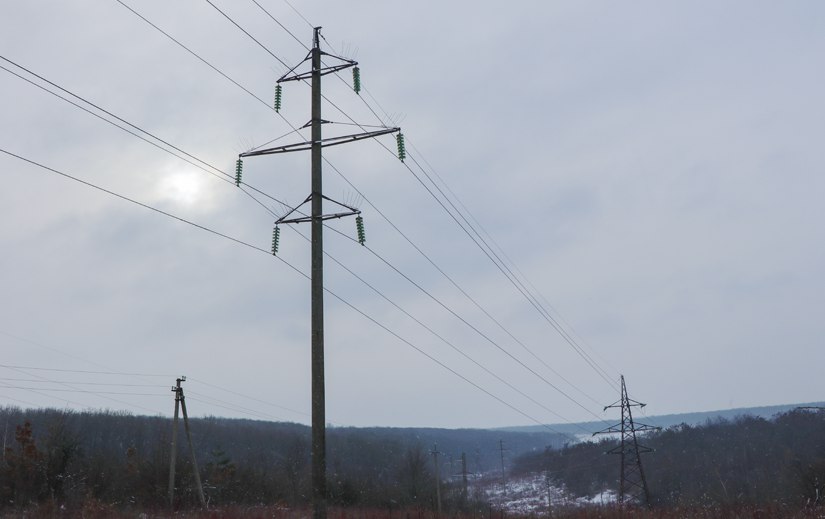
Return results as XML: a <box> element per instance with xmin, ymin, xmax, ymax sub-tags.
<box><xmin>276</xmin><ymin>44</ymin><xmax>358</xmax><ymax>84</ymax></box>
<box><xmin>276</xmin><ymin>194</ymin><xmax>360</xmax><ymax>225</ymax></box>
<box><xmin>239</xmin><ymin>127</ymin><xmax>400</xmax><ymax>158</ymax></box>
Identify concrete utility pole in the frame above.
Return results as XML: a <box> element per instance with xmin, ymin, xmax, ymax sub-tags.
<box><xmin>309</xmin><ymin>28</ymin><xmax>327</xmax><ymax>519</ymax></box>
<box><xmin>168</xmin><ymin>376</ymin><xmax>205</xmax><ymax>508</ymax></box>
<box><xmin>237</xmin><ymin>27</ymin><xmax>400</xmax><ymax>519</ymax></box>
<box><xmin>168</xmin><ymin>378</ymin><xmax>182</xmax><ymax>507</ymax></box>
<box><xmin>180</xmin><ymin>383</ymin><xmax>206</xmax><ymax>507</ymax></box>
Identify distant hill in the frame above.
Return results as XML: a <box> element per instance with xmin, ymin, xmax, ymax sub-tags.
<box><xmin>510</xmin><ymin>407</ymin><xmax>825</xmax><ymax>509</ymax></box>
<box><xmin>497</xmin><ymin>401</ymin><xmax>825</xmax><ymax>438</ymax></box>
<box><xmin>1</xmin><ymin>402</ymin><xmax>822</xmax><ymax>511</ymax></box>
<box><xmin>0</xmin><ymin>405</ymin><xmax>569</xmax><ymax>507</ymax></box>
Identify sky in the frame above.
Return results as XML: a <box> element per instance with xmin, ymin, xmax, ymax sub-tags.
<box><xmin>0</xmin><ymin>1</ymin><xmax>823</xmax><ymax>429</ymax></box>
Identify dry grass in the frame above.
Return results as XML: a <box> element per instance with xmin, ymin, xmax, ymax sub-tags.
<box><xmin>4</xmin><ymin>504</ymin><xmax>824</xmax><ymax>519</ymax></box>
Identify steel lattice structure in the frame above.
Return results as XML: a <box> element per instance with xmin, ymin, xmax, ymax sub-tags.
<box><xmin>594</xmin><ymin>375</ymin><xmax>660</xmax><ymax>508</ymax></box>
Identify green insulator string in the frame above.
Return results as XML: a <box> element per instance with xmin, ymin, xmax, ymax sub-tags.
<box><xmin>356</xmin><ymin>215</ymin><xmax>365</xmax><ymax>245</ymax></box>
<box><xmin>274</xmin><ymin>84</ymin><xmax>283</xmax><ymax>112</ymax></box>
<box><xmin>352</xmin><ymin>67</ymin><xmax>361</xmax><ymax>95</ymax></box>
<box><xmin>396</xmin><ymin>133</ymin><xmax>406</xmax><ymax>162</ymax></box>
<box><xmin>272</xmin><ymin>225</ymin><xmax>281</xmax><ymax>255</ymax></box>
<box><xmin>235</xmin><ymin>158</ymin><xmax>243</xmax><ymax>186</ymax></box>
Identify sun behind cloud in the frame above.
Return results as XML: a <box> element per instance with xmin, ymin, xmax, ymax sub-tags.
<box><xmin>158</xmin><ymin>169</ymin><xmax>207</xmax><ymax>207</ymax></box>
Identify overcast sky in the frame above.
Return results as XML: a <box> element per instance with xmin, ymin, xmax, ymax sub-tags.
<box><xmin>0</xmin><ymin>1</ymin><xmax>823</xmax><ymax>429</ymax></box>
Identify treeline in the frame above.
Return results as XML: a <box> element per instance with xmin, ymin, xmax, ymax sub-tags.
<box><xmin>0</xmin><ymin>406</ymin><xmax>565</xmax><ymax>513</ymax></box>
<box><xmin>513</xmin><ymin>409</ymin><xmax>825</xmax><ymax>508</ymax></box>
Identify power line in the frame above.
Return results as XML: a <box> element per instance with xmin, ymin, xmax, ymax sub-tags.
<box><xmin>0</xmin><ymin>363</ymin><xmax>169</xmax><ymax>378</ymax></box>
<box><xmin>321</xmin><ymin>81</ymin><xmax>621</xmax><ymax>397</ymax></box>
<box><xmin>187</xmin><ymin>377</ymin><xmax>309</xmax><ymax>418</ymax></box>
<box><xmin>333</xmin><ymin>237</ymin><xmax>607</xmax><ymax>426</ymax></box>
<box><xmin>0</xmin><ymin>378</ymin><xmax>165</xmax><ymax>388</ymax></box>
<box><xmin>0</xmin><ymin>380</ymin><xmax>93</xmax><ymax>411</ymax></box>
<box><xmin>113</xmin><ymin>0</ymin><xmax>272</xmax><ymax>110</ymax></box>
<box><xmin>407</xmin><ymin>149</ymin><xmax>620</xmax><ymax>391</ymax></box>
<box><xmin>0</xmin><ymin>55</ymin><xmax>289</xmax><ymax>224</ymax></box>
<box><xmin>277</xmin><ymin>214</ymin><xmax>603</xmax><ymax>430</ymax></box>
<box><xmin>102</xmin><ymin>4</ymin><xmax>605</xmax><ymax>424</ymax></box>
<box><xmin>317</xmin><ymin>141</ymin><xmax>612</xmax><ymax>412</ymax></box>
<box><xmin>108</xmin><ymin>1</ymin><xmax>357</xmax><ymax>225</ymax></box>
<box><xmin>324</xmin><ymin>286</ymin><xmax>571</xmax><ymax>436</ymax></box>
<box><xmin>0</xmin><ymin>329</ymin><xmax>308</xmax><ymax>421</ymax></box>
<box><xmin>298</xmin><ymin>59</ymin><xmax>620</xmax><ymax>394</ymax></box>
<box><xmin>0</xmin><ymin>386</ymin><xmax>167</xmax><ymax>397</ymax></box>
<box><xmin>321</xmin><ymin>236</ymin><xmax>593</xmax><ymax>433</ymax></box>
<box><xmin>411</xmin><ymin>143</ymin><xmax>622</xmax><ymax>380</ymax></box>
<box><xmin>284</xmin><ymin>213</ymin><xmax>601</xmax><ymax>427</ymax></box>
<box><xmin>231</xmin><ymin>0</ymin><xmax>620</xmax><ymax>396</ymax></box>
<box><xmin>0</xmin><ymin>58</ymin><xmax>227</xmax><ymax>186</ymax></box>
<box><xmin>249</xmin><ymin>0</ymin><xmax>308</xmax><ymax>51</ymax></box>
<box><xmin>12</xmin><ymin>5</ymin><xmax>612</xmax><ymax>427</ymax></box>
<box><xmin>0</xmin><ymin>366</ymin><xmax>161</xmax><ymax>414</ymax></box>
<box><xmin>201</xmin><ymin>0</ymin><xmax>290</xmax><ymax>70</ymax></box>
<box><xmin>279</xmin><ymin>0</ymin><xmax>314</xmax><ymax>31</ymax></box>
<box><xmin>204</xmin><ymin>203</ymin><xmax>595</xmax><ymax>427</ymax></box>
<box><xmin>185</xmin><ymin>395</ymin><xmax>272</xmax><ymax>421</ymax></box>
<box><xmin>202</xmin><ymin>7</ymin><xmax>609</xmax><ymax>420</ymax></box>
<box><xmin>185</xmin><ymin>392</ymin><xmax>284</xmax><ymax>422</ymax></box>
<box><xmin>280</xmin><ymin>14</ymin><xmax>620</xmax><ymax>392</ymax></box>
<box><xmin>1</xmin><ymin>55</ymin><xmax>593</xmax><ymax>427</ymax></box>
<box><xmin>1</xmin><ymin>147</ymin><xmax>577</xmax><ymax>434</ymax></box>
<box><xmin>410</xmin><ymin>138</ymin><xmax>619</xmax><ymax>390</ymax></box>
<box><xmin>0</xmin><ymin>329</ymin><xmax>114</xmax><ymax>371</ymax></box>
<box><xmin>353</xmin><ymin>98</ymin><xmax>619</xmax><ymax>393</ymax></box>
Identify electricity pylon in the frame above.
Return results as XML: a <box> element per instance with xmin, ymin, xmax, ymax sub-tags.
<box><xmin>238</xmin><ymin>27</ymin><xmax>399</xmax><ymax>519</ymax></box>
<box><xmin>593</xmin><ymin>375</ymin><xmax>660</xmax><ymax>508</ymax></box>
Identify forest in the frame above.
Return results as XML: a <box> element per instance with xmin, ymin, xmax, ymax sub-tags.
<box><xmin>0</xmin><ymin>406</ymin><xmax>563</xmax><ymax>513</ymax></box>
<box><xmin>512</xmin><ymin>408</ymin><xmax>825</xmax><ymax>509</ymax></box>
<box><xmin>2</xmin><ymin>406</ymin><xmax>825</xmax><ymax>516</ymax></box>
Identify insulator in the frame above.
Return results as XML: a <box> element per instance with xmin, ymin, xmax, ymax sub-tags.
<box><xmin>352</xmin><ymin>67</ymin><xmax>361</xmax><ymax>95</ymax></box>
<box><xmin>235</xmin><ymin>158</ymin><xmax>243</xmax><ymax>186</ymax></box>
<box><xmin>396</xmin><ymin>133</ymin><xmax>406</xmax><ymax>162</ymax></box>
<box><xmin>272</xmin><ymin>225</ymin><xmax>281</xmax><ymax>255</ymax></box>
<box><xmin>355</xmin><ymin>215</ymin><xmax>365</xmax><ymax>245</ymax></box>
<box><xmin>274</xmin><ymin>84</ymin><xmax>283</xmax><ymax>112</ymax></box>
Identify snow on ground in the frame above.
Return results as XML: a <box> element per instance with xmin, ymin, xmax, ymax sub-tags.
<box><xmin>478</xmin><ymin>474</ymin><xmax>616</xmax><ymax>514</ymax></box>
<box><xmin>577</xmin><ymin>490</ymin><xmax>617</xmax><ymax>506</ymax></box>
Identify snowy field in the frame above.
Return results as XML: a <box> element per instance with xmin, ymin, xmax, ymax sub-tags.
<box><xmin>480</xmin><ymin>474</ymin><xmax>616</xmax><ymax>515</ymax></box>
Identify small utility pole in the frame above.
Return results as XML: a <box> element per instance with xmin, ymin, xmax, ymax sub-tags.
<box><xmin>461</xmin><ymin>452</ymin><xmax>469</xmax><ymax>503</ymax></box>
<box><xmin>499</xmin><ymin>440</ymin><xmax>508</xmax><ymax>496</ymax></box>
<box><xmin>180</xmin><ymin>381</ymin><xmax>206</xmax><ymax>507</ymax></box>
<box><xmin>544</xmin><ymin>446</ymin><xmax>552</xmax><ymax>516</ymax></box>
<box><xmin>593</xmin><ymin>375</ymin><xmax>660</xmax><ymax>508</ymax></box>
<box><xmin>168</xmin><ymin>376</ymin><xmax>206</xmax><ymax>508</ymax></box>
<box><xmin>238</xmin><ymin>28</ymin><xmax>400</xmax><ymax>519</ymax></box>
<box><xmin>431</xmin><ymin>444</ymin><xmax>443</xmax><ymax>516</ymax></box>
<box><xmin>168</xmin><ymin>377</ymin><xmax>182</xmax><ymax>507</ymax></box>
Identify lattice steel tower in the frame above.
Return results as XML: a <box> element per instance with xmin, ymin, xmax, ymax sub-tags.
<box><xmin>594</xmin><ymin>375</ymin><xmax>660</xmax><ymax>507</ymax></box>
